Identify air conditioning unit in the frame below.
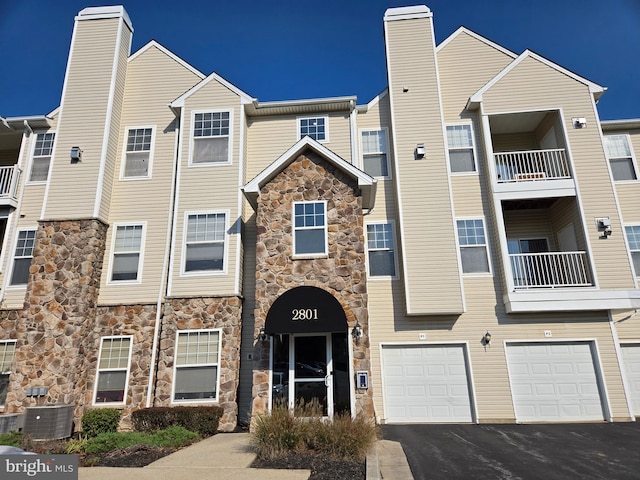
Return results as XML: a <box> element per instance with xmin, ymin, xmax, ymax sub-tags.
<box><xmin>22</xmin><ymin>405</ymin><xmax>74</xmax><ymax>440</ymax></box>
<box><xmin>0</xmin><ymin>413</ymin><xmax>24</xmax><ymax>433</ymax></box>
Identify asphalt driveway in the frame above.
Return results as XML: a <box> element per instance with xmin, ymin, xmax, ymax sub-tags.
<box><xmin>381</xmin><ymin>422</ymin><xmax>640</xmax><ymax>480</ymax></box>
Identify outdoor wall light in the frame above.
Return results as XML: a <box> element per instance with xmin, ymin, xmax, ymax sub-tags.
<box><xmin>258</xmin><ymin>327</ymin><xmax>267</xmax><ymax>342</ymax></box>
<box><xmin>70</xmin><ymin>146</ymin><xmax>82</xmax><ymax>163</ymax></box>
<box><xmin>482</xmin><ymin>331</ymin><xmax>492</xmax><ymax>346</ymax></box>
<box><xmin>352</xmin><ymin>321</ymin><xmax>363</xmax><ymax>340</ymax></box>
<box><xmin>415</xmin><ymin>143</ymin><xmax>426</xmax><ymax>158</ymax></box>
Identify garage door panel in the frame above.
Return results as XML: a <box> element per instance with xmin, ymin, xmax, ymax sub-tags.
<box><xmin>507</xmin><ymin>342</ymin><xmax>605</xmax><ymax>422</ymax></box>
<box><xmin>383</xmin><ymin>345</ymin><xmax>473</xmax><ymax>423</ymax></box>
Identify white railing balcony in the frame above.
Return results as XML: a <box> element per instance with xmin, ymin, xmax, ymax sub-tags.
<box><xmin>0</xmin><ymin>165</ymin><xmax>20</xmax><ymax>203</ymax></box>
<box><xmin>495</xmin><ymin>149</ymin><xmax>571</xmax><ymax>183</ymax></box>
<box><xmin>509</xmin><ymin>251</ymin><xmax>592</xmax><ymax>289</ymax></box>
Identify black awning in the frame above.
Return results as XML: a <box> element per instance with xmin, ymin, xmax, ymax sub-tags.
<box><xmin>264</xmin><ymin>286</ymin><xmax>348</xmax><ymax>334</ymax></box>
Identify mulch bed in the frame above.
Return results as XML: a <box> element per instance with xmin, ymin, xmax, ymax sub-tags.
<box><xmin>252</xmin><ymin>453</ymin><xmax>365</xmax><ymax>480</ymax></box>
<box><xmin>80</xmin><ymin>444</ymin><xmax>178</xmax><ymax>467</ymax></box>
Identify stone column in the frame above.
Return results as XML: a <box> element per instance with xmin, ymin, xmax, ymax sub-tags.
<box><xmin>6</xmin><ymin>219</ymin><xmax>108</xmax><ymax>425</ymax></box>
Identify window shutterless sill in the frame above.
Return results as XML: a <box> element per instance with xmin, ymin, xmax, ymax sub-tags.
<box><xmin>292</xmin><ymin>254</ymin><xmax>328</xmax><ymax>260</ymax></box>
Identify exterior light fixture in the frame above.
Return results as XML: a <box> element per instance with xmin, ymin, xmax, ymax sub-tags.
<box><xmin>258</xmin><ymin>327</ymin><xmax>267</xmax><ymax>342</ymax></box>
<box><xmin>352</xmin><ymin>321</ymin><xmax>363</xmax><ymax>340</ymax></box>
<box><xmin>415</xmin><ymin>144</ymin><xmax>426</xmax><ymax>158</ymax></box>
<box><xmin>596</xmin><ymin>217</ymin><xmax>612</xmax><ymax>238</ymax></box>
<box><xmin>70</xmin><ymin>146</ymin><xmax>82</xmax><ymax>163</ymax></box>
<box><xmin>482</xmin><ymin>331</ymin><xmax>492</xmax><ymax>346</ymax></box>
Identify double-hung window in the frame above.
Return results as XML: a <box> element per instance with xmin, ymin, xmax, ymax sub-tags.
<box><xmin>367</xmin><ymin>222</ymin><xmax>396</xmax><ymax>277</ymax></box>
<box><xmin>298</xmin><ymin>116</ymin><xmax>327</xmax><ymax>142</ymax></box>
<box><xmin>10</xmin><ymin>229</ymin><xmax>36</xmax><ymax>286</ymax></box>
<box><xmin>110</xmin><ymin>224</ymin><xmax>144</xmax><ymax>282</ymax></box>
<box><xmin>192</xmin><ymin>112</ymin><xmax>231</xmax><ymax>164</ymax></box>
<box><xmin>625</xmin><ymin>225</ymin><xmax>640</xmax><ymax>276</ymax></box>
<box><xmin>123</xmin><ymin>127</ymin><xmax>153</xmax><ymax>178</ymax></box>
<box><xmin>456</xmin><ymin>219</ymin><xmax>490</xmax><ymax>274</ymax></box>
<box><xmin>30</xmin><ymin>132</ymin><xmax>55</xmax><ymax>182</ymax></box>
<box><xmin>361</xmin><ymin>129</ymin><xmax>390</xmax><ymax>178</ymax></box>
<box><xmin>184</xmin><ymin>213</ymin><xmax>226</xmax><ymax>273</ymax></box>
<box><xmin>604</xmin><ymin>134</ymin><xmax>638</xmax><ymax>181</ymax></box>
<box><xmin>293</xmin><ymin>202</ymin><xmax>327</xmax><ymax>256</ymax></box>
<box><xmin>0</xmin><ymin>341</ymin><xmax>16</xmax><ymax>405</ymax></box>
<box><xmin>173</xmin><ymin>330</ymin><xmax>220</xmax><ymax>402</ymax></box>
<box><xmin>94</xmin><ymin>336</ymin><xmax>132</xmax><ymax>404</ymax></box>
<box><xmin>447</xmin><ymin>124</ymin><xmax>476</xmax><ymax>173</ymax></box>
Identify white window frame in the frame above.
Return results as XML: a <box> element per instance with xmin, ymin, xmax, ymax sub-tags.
<box><xmin>297</xmin><ymin>115</ymin><xmax>329</xmax><ymax>143</ymax></box>
<box><xmin>624</xmin><ymin>224</ymin><xmax>640</xmax><ymax>277</ymax></box>
<box><xmin>359</xmin><ymin>128</ymin><xmax>391</xmax><ymax>180</ymax></box>
<box><xmin>107</xmin><ymin>222</ymin><xmax>146</xmax><ymax>285</ymax></box>
<box><xmin>93</xmin><ymin>335</ymin><xmax>133</xmax><ymax>406</ymax></box>
<box><xmin>446</xmin><ymin>123</ymin><xmax>478</xmax><ymax>175</ymax></box>
<box><xmin>189</xmin><ymin>110</ymin><xmax>233</xmax><ymax>166</ymax></box>
<box><xmin>171</xmin><ymin>329</ymin><xmax>221</xmax><ymax>404</ymax></box>
<box><xmin>7</xmin><ymin>228</ymin><xmax>37</xmax><ymax>288</ymax></box>
<box><xmin>0</xmin><ymin>340</ymin><xmax>17</xmax><ymax>407</ymax></box>
<box><xmin>292</xmin><ymin>201</ymin><xmax>328</xmax><ymax>259</ymax></box>
<box><xmin>365</xmin><ymin>221</ymin><xmax>398</xmax><ymax>279</ymax></box>
<box><xmin>27</xmin><ymin>131</ymin><xmax>55</xmax><ymax>184</ymax></box>
<box><xmin>181</xmin><ymin>211</ymin><xmax>228</xmax><ymax>276</ymax></box>
<box><xmin>120</xmin><ymin>125</ymin><xmax>155</xmax><ymax>180</ymax></box>
<box><xmin>604</xmin><ymin>134</ymin><xmax>639</xmax><ymax>183</ymax></box>
<box><xmin>455</xmin><ymin>217</ymin><xmax>492</xmax><ymax>276</ymax></box>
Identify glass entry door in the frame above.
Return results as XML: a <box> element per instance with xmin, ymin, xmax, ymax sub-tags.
<box><xmin>293</xmin><ymin>334</ymin><xmax>332</xmax><ymax>417</ymax></box>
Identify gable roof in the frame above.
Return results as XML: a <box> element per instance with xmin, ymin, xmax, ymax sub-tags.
<box><xmin>129</xmin><ymin>40</ymin><xmax>206</xmax><ymax>80</ymax></box>
<box><xmin>467</xmin><ymin>49</ymin><xmax>606</xmax><ymax>109</ymax></box>
<box><xmin>242</xmin><ymin>136</ymin><xmax>377</xmax><ymax>210</ymax></box>
<box><xmin>171</xmin><ymin>70</ymin><xmax>255</xmax><ymax>107</ymax></box>
<box><xmin>436</xmin><ymin>26</ymin><xmax>517</xmax><ymax>59</ymax></box>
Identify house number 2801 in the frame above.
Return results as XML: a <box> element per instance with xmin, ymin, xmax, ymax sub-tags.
<box><xmin>291</xmin><ymin>309</ymin><xmax>319</xmax><ymax>320</ymax></box>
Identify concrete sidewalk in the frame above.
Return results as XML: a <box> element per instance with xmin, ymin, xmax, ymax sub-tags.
<box><xmin>78</xmin><ymin>431</ymin><xmax>413</xmax><ymax>480</ymax></box>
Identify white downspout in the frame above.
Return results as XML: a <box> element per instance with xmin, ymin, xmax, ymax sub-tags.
<box><xmin>145</xmin><ymin>108</ymin><xmax>181</xmax><ymax>407</ymax></box>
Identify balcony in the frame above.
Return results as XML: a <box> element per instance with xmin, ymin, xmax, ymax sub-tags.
<box><xmin>495</xmin><ymin>149</ymin><xmax>571</xmax><ymax>183</ymax></box>
<box><xmin>0</xmin><ymin>165</ymin><xmax>20</xmax><ymax>208</ymax></box>
<box><xmin>509</xmin><ymin>251</ymin><xmax>592</xmax><ymax>289</ymax></box>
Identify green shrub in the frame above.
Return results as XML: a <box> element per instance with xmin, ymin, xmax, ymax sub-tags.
<box><xmin>0</xmin><ymin>431</ymin><xmax>22</xmax><ymax>447</ymax></box>
<box><xmin>252</xmin><ymin>402</ymin><xmax>379</xmax><ymax>461</ymax></box>
<box><xmin>132</xmin><ymin>406</ymin><xmax>222</xmax><ymax>436</ymax></box>
<box><xmin>82</xmin><ymin>408</ymin><xmax>121</xmax><ymax>438</ymax></box>
<box><xmin>149</xmin><ymin>425</ymin><xmax>199</xmax><ymax>448</ymax></box>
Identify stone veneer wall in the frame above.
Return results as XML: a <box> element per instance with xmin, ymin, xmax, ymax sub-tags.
<box><xmin>155</xmin><ymin>296</ymin><xmax>242</xmax><ymax>432</ymax></box>
<box><xmin>251</xmin><ymin>151</ymin><xmax>374</xmax><ymax>420</ymax></box>
<box><xmin>81</xmin><ymin>304</ymin><xmax>158</xmax><ymax>429</ymax></box>
<box><xmin>6</xmin><ymin>219</ymin><xmax>108</xmax><ymax>426</ymax></box>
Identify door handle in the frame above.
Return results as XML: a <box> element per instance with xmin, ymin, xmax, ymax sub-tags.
<box><xmin>324</xmin><ymin>372</ymin><xmax>332</xmax><ymax>387</ymax></box>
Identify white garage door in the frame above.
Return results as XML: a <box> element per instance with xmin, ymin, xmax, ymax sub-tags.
<box><xmin>506</xmin><ymin>342</ymin><xmax>606</xmax><ymax>422</ymax></box>
<box><xmin>621</xmin><ymin>344</ymin><xmax>640</xmax><ymax>415</ymax></box>
<box><xmin>382</xmin><ymin>344</ymin><xmax>473</xmax><ymax>423</ymax></box>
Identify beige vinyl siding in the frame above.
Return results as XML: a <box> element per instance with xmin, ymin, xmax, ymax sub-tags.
<box><xmin>95</xmin><ymin>24</ymin><xmax>130</xmax><ymax>222</ymax></box>
<box><xmin>369</xmin><ymin>280</ymin><xmax>631</xmax><ymax>421</ymax></box>
<box><xmin>612</xmin><ymin>309</ymin><xmax>640</xmax><ymax>342</ymax></box>
<box><xmin>437</xmin><ymin>31</ymin><xmax>515</xmax><ymax>122</ymax></box>
<box><xmin>385</xmin><ymin>16</ymin><xmax>463</xmax><ymax>314</ymax></box>
<box><xmin>44</xmin><ymin>18</ymin><xmax>131</xmax><ymax>222</ymax></box>
<box><xmin>481</xmin><ymin>55</ymin><xmax>635</xmax><ymax>289</ymax></box>
<box><xmin>549</xmin><ymin>197</ymin><xmax>587</xmax><ymax>251</ymax></box>
<box><xmin>169</xmin><ymin>80</ymin><xmax>242</xmax><ymax>297</ymax></box>
<box><xmin>492</xmin><ymin>133</ymin><xmax>537</xmax><ymax>152</ymax></box>
<box><xmin>245</xmin><ymin>112</ymin><xmax>352</xmax><ymax>181</ymax></box>
<box><xmin>98</xmin><ymin>44</ymin><xmax>204</xmax><ymax>305</ymax></box>
<box><xmin>238</xmin><ymin>201</ymin><xmax>257</xmax><ymax>422</ymax></box>
<box><xmin>504</xmin><ymin>209</ymin><xmax>553</xmax><ymax>243</ymax></box>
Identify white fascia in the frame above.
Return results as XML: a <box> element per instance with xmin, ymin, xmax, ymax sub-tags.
<box><xmin>171</xmin><ymin>72</ymin><xmax>255</xmax><ymax>108</ymax></box>
<box><xmin>356</xmin><ymin>88</ymin><xmax>389</xmax><ymax>113</ymax></box>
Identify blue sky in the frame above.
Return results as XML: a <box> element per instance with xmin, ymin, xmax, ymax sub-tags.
<box><xmin>1</xmin><ymin>0</ymin><xmax>639</xmax><ymax>120</ymax></box>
